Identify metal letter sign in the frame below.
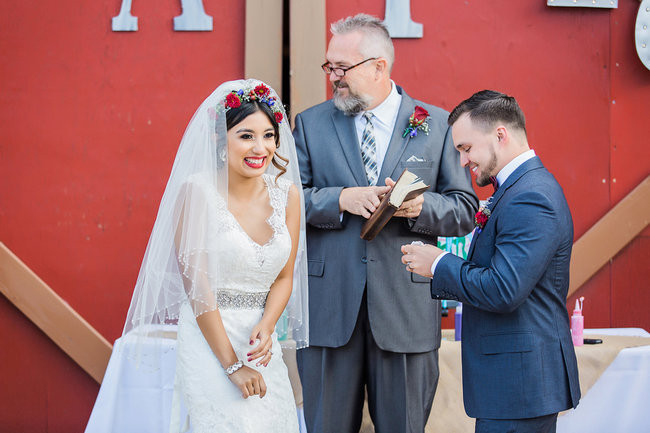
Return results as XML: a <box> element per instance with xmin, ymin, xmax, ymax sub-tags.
<box><xmin>383</xmin><ymin>0</ymin><xmax>423</xmax><ymax>38</ymax></box>
<box><xmin>112</xmin><ymin>0</ymin><xmax>137</xmax><ymax>31</ymax></box>
<box><xmin>112</xmin><ymin>0</ymin><xmax>213</xmax><ymax>32</ymax></box>
<box><xmin>547</xmin><ymin>0</ymin><xmax>617</xmax><ymax>8</ymax></box>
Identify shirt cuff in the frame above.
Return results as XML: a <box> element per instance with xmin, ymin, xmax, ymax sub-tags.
<box><xmin>430</xmin><ymin>252</ymin><xmax>448</xmax><ymax>277</ymax></box>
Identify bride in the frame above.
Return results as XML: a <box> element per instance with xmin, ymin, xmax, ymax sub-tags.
<box><xmin>123</xmin><ymin>79</ymin><xmax>308</xmax><ymax>432</ymax></box>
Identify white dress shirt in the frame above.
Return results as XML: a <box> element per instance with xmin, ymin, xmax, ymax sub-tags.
<box><xmin>429</xmin><ymin>149</ymin><xmax>536</xmax><ymax>276</ymax></box>
<box><xmin>354</xmin><ymin>81</ymin><xmax>402</xmax><ymax>176</ymax></box>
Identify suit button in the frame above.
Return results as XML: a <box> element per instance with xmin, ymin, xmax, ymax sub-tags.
<box><xmin>361</xmin><ymin>256</ymin><xmax>367</xmax><ymax>264</ymax></box>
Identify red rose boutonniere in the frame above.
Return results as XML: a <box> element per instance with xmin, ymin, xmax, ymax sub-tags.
<box><xmin>403</xmin><ymin>105</ymin><xmax>430</xmax><ymax>138</ymax></box>
<box><xmin>474</xmin><ymin>199</ymin><xmax>492</xmax><ymax>233</ymax></box>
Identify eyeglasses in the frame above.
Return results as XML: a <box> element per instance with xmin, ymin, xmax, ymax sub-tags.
<box><xmin>321</xmin><ymin>58</ymin><xmax>378</xmax><ymax>77</ymax></box>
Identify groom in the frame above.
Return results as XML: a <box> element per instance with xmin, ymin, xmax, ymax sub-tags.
<box><xmin>402</xmin><ymin>90</ymin><xmax>581</xmax><ymax>433</ymax></box>
<box><xmin>293</xmin><ymin>13</ymin><xmax>478</xmax><ymax>433</ymax></box>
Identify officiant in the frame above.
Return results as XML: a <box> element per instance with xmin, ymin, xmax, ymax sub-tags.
<box><xmin>293</xmin><ymin>13</ymin><xmax>478</xmax><ymax>433</ymax></box>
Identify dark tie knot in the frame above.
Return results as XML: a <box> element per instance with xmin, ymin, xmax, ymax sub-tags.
<box><xmin>489</xmin><ymin>176</ymin><xmax>499</xmax><ymax>192</ymax></box>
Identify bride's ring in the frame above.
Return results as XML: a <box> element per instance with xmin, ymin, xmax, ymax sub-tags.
<box><xmin>268</xmin><ymin>350</ymin><xmax>273</xmax><ymax>356</ymax></box>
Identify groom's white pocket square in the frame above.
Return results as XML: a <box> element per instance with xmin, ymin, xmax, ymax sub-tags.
<box><xmin>406</xmin><ymin>155</ymin><xmax>426</xmax><ymax>162</ymax></box>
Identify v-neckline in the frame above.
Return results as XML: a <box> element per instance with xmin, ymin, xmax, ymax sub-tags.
<box><xmin>227</xmin><ymin>175</ymin><xmax>277</xmax><ymax>248</ymax></box>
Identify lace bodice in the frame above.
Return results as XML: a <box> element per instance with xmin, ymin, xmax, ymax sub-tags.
<box><xmin>172</xmin><ymin>175</ymin><xmax>299</xmax><ymax>433</ymax></box>
<box><xmin>195</xmin><ymin>173</ymin><xmax>292</xmax><ymax>294</ymax></box>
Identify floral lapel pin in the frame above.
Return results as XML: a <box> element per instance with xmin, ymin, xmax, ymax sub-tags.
<box><xmin>474</xmin><ymin>198</ymin><xmax>492</xmax><ymax>234</ymax></box>
<box><xmin>402</xmin><ymin>105</ymin><xmax>430</xmax><ymax>138</ymax></box>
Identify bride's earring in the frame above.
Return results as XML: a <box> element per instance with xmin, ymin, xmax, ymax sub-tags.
<box><xmin>219</xmin><ymin>147</ymin><xmax>227</xmax><ymax>161</ymax></box>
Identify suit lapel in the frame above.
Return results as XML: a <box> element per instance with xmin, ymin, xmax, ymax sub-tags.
<box><xmin>377</xmin><ymin>87</ymin><xmax>414</xmax><ymax>184</ymax></box>
<box><xmin>331</xmin><ymin>109</ymin><xmax>368</xmax><ymax>186</ymax></box>
<box><xmin>467</xmin><ymin>156</ymin><xmax>545</xmax><ymax>260</ymax></box>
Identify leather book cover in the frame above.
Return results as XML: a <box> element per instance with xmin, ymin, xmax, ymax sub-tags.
<box><xmin>360</xmin><ymin>169</ymin><xmax>428</xmax><ymax>241</ymax></box>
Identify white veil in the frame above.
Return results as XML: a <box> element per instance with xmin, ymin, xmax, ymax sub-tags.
<box><xmin>122</xmin><ymin>79</ymin><xmax>309</xmax><ymax>368</ymax></box>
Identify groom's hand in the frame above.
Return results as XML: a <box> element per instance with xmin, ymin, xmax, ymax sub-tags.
<box><xmin>401</xmin><ymin>243</ymin><xmax>443</xmax><ymax>278</ymax></box>
<box><xmin>339</xmin><ymin>185</ymin><xmax>391</xmax><ymax>219</ymax></box>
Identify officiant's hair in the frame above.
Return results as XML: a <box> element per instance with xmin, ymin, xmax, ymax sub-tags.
<box><xmin>225</xmin><ymin>100</ymin><xmax>289</xmax><ymax>177</ymax></box>
<box><xmin>331</xmin><ymin>13</ymin><xmax>395</xmax><ymax>72</ymax></box>
<box><xmin>448</xmin><ymin>90</ymin><xmax>527</xmax><ymax>135</ymax></box>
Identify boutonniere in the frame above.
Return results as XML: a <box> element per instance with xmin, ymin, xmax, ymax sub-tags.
<box><xmin>474</xmin><ymin>198</ymin><xmax>492</xmax><ymax>234</ymax></box>
<box><xmin>402</xmin><ymin>105</ymin><xmax>430</xmax><ymax>138</ymax></box>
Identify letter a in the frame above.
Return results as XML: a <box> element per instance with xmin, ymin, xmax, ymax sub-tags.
<box><xmin>383</xmin><ymin>0</ymin><xmax>423</xmax><ymax>38</ymax></box>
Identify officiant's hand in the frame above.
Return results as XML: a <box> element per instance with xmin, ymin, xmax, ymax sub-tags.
<box><xmin>385</xmin><ymin>177</ymin><xmax>424</xmax><ymax>218</ymax></box>
<box><xmin>229</xmin><ymin>366</ymin><xmax>267</xmax><ymax>399</ymax></box>
<box><xmin>339</xmin><ymin>185</ymin><xmax>391</xmax><ymax>219</ymax></box>
<box><xmin>401</xmin><ymin>243</ymin><xmax>442</xmax><ymax>278</ymax></box>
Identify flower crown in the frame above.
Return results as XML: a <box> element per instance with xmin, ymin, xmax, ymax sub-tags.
<box><xmin>224</xmin><ymin>84</ymin><xmax>284</xmax><ymax>124</ymax></box>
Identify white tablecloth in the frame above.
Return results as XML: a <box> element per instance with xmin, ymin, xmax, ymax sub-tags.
<box><xmin>85</xmin><ymin>326</ymin><xmax>306</xmax><ymax>433</ymax></box>
<box><xmin>557</xmin><ymin>328</ymin><xmax>650</xmax><ymax>433</ymax></box>
<box><xmin>87</xmin><ymin>327</ymin><xmax>648</xmax><ymax>433</ymax></box>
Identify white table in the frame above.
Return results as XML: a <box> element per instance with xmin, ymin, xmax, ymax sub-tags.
<box><xmin>85</xmin><ymin>325</ymin><xmax>307</xmax><ymax>433</ymax></box>
<box><xmin>557</xmin><ymin>328</ymin><xmax>650</xmax><ymax>433</ymax></box>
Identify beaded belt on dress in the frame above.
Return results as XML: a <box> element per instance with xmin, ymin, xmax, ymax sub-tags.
<box><xmin>216</xmin><ymin>290</ymin><xmax>268</xmax><ymax>310</ymax></box>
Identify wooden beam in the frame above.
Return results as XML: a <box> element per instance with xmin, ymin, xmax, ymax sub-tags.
<box><xmin>245</xmin><ymin>0</ymin><xmax>283</xmax><ymax>95</ymax></box>
<box><xmin>290</xmin><ymin>0</ymin><xmax>326</xmax><ymax>124</ymax></box>
<box><xmin>0</xmin><ymin>242</ymin><xmax>112</xmax><ymax>383</ymax></box>
<box><xmin>569</xmin><ymin>175</ymin><xmax>650</xmax><ymax>296</ymax></box>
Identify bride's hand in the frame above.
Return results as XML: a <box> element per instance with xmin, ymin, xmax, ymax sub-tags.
<box><xmin>248</xmin><ymin>321</ymin><xmax>274</xmax><ymax>367</ymax></box>
<box><xmin>228</xmin><ymin>366</ymin><xmax>267</xmax><ymax>399</ymax></box>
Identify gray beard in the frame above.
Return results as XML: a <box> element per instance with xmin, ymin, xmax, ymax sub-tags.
<box><xmin>333</xmin><ymin>87</ymin><xmax>370</xmax><ymax>116</ymax></box>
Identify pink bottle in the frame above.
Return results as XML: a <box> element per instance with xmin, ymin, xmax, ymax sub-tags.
<box><xmin>571</xmin><ymin>297</ymin><xmax>584</xmax><ymax>346</ymax></box>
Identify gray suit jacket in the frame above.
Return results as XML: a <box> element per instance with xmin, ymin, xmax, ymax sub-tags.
<box><xmin>431</xmin><ymin>157</ymin><xmax>581</xmax><ymax>418</ymax></box>
<box><xmin>294</xmin><ymin>87</ymin><xmax>478</xmax><ymax>352</ymax></box>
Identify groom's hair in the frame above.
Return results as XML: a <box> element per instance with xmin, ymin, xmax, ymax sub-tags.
<box><xmin>448</xmin><ymin>90</ymin><xmax>527</xmax><ymax>135</ymax></box>
<box><xmin>330</xmin><ymin>14</ymin><xmax>394</xmax><ymax>72</ymax></box>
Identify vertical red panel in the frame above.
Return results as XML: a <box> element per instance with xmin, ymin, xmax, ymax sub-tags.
<box><xmin>608</xmin><ymin>1</ymin><xmax>650</xmax><ymax>331</ymax></box>
<box><xmin>611</xmin><ymin>238</ymin><xmax>650</xmax><ymax>330</ymax></box>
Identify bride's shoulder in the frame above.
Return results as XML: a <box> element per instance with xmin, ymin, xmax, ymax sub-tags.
<box><xmin>181</xmin><ymin>173</ymin><xmax>225</xmax><ymax>206</ymax></box>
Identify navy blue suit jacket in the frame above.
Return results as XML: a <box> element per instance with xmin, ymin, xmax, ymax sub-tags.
<box><xmin>431</xmin><ymin>156</ymin><xmax>580</xmax><ymax>419</ymax></box>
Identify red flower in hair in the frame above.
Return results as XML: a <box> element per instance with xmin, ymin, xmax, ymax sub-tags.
<box><xmin>225</xmin><ymin>93</ymin><xmax>241</xmax><ymax>109</ymax></box>
<box><xmin>274</xmin><ymin>112</ymin><xmax>283</xmax><ymax>124</ymax></box>
<box><xmin>254</xmin><ymin>84</ymin><xmax>270</xmax><ymax>97</ymax></box>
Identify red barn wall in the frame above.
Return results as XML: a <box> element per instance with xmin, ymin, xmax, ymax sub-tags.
<box><xmin>1</xmin><ymin>1</ymin><xmax>648</xmax><ymax>430</ymax></box>
<box><xmin>1</xmin><ymin>1</ymin><xmax>244</xmax><ymax>431</ymax></box>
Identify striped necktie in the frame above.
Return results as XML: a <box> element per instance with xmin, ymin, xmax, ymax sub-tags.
<box><xmin>361</xmin><ymin>112</ymin><xmax>378</xmax><ymax>186</ymax></box>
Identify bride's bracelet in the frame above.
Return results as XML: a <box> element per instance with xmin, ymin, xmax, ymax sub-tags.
<box><xmin>224</xmin><ymin>360</ymin><xmax>244</xmax><ymax>376</ymax></box>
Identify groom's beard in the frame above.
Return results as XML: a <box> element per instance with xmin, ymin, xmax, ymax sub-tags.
<box><xmin>476</xmin><ymin>147</ymin><xmax>498</xmax><ymax>187</ymax></box>
<box><xmin>332</xmin><ymin>80</ymin><xmax>371</xmax><ymax>116</ymax></box>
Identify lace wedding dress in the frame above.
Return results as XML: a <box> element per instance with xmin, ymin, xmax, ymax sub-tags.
<box><xmin>170</xmin><ymin>173</ymin><xmax>299</xmax><ymax>433</ymax></box>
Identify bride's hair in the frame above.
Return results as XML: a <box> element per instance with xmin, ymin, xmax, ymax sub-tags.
<box><xmin>225</xmin><ymin>100</ymin><xmax>289</xmax><ymax>178</ymax></box>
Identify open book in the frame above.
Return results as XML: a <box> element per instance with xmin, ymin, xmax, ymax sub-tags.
<box><xmin>360</xmin><ymin>168</ymin><xmax>429</xmax><ymax>241</ymax></box>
